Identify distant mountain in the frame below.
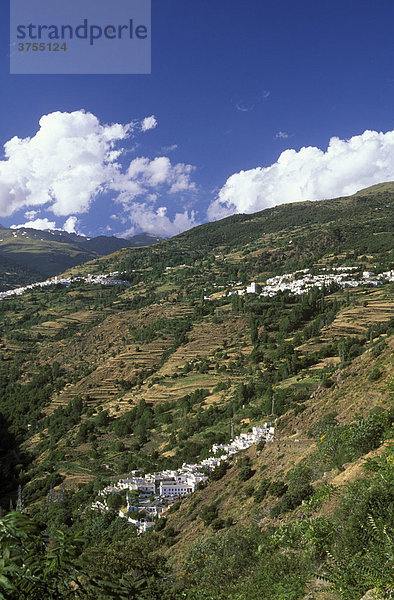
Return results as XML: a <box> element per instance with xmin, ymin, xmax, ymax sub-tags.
<box><xmin>0</xmin><ymin>227</ymin><xmax>164</xmax><ymax>290</ymax></box>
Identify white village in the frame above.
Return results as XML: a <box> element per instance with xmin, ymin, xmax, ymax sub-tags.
<box><xmin>208</xmin><ymin>266</ymin><xmax>394</xmax><ymax>299</ymax></box>
<box><xmin>0</xmin><ymin>272</ymin><xmax>131</xmax><ymax>301</ymax></box>
<box><xmin>91</xmin><ymin>423</ymin><xmax>274</xmax><ymax>534</ymax></box>
<box><xmin>1</xmin><ymin>265</ymin><xmax>393</xmax><ymax>303</ymax></box>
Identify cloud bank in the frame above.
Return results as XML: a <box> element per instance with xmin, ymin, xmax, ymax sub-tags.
<box><xmin>11</xmin><ymin>218</ymin><xmax>57</xmax><ymax>231</ymax></box>
<box><xmin>0</xmin><ymin>110</ymin><xmax>197</xmax><ymax>236</ymax></box>
<box><xmin>208</xmin><ymin>129</ymin><xmax>394</xmax><ymax>220</ymax></box>
<box><xmin>10</xmin><ymin>214</ymin><xmax>81</xmax><ymax>234</ymax></box>
<box><xmin>0</xmin><ymin>110</ymin><xmax>133</xmax><ymax>218</ymax></box>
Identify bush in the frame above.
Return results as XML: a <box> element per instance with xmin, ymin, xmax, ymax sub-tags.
<box><xmin>209</xmin><ymin>461</ymin><xmax>229</xmax><ymax>481</ymax></box>
<box><xmin>244</xmin><ymin>483</ymin><xmax>255</xmax><ymax>497</ymax></box>
<box><xmin>269</xmin><ymin>481</ymin><xmax>288</xmax><ymax>497</ymax></box>
<box><xmin>270</xmin><ymin>483</ymin><xmax>313</xmax><ymax>517</ymax></box>
<box><xmin>199</xmin><ymin>504</ymin><xmax>219</xmax><ymax>526</ymax></box>
<box><xmin>308</xmin><ymin>412</ymin><xmax>338</xmax><ymax>438</ymax></box>
<box><xmin>211</xmin><ymin>518</ymin><xmax>225</xmax><ymax>531</ymax></box>
<box><xmin>347</xmin><ymin>414</ymin><xmax>385</xmax><ymax>456</ymax></box>
<box><xmin>239</xmin><ymin>465</ymin><xmax>255</xmax><ymax>482</ymax></box>
<box><xmin>371</xmin><ymin>339</ymin><xmax>387</xmax><ymax>358</ymax></box>
<box><xmin>253</xmin><ymin>479</ymin><xmax>271</xmax><ymax>502</ymax></box>
<box><xmin>368</xmin><ymin>366</ymin><xmax>382</xmax><ymax>381</ymax></box>
<box><xmin>256</xmin><ymin>439</ymin><xmax>266</xmax><ymax>451</ymax></box>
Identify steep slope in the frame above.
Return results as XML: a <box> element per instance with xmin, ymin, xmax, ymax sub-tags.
<box><xmin>0</xmin><ymin>191</ymin><xmax>390</xmax><ymax>491</ymax></box>
<box><xmin>0</xmin><ymin>187</ymin><xmax>392</xmax><ymax>600</ymax></box>
<box><xmin>61</xmin><ymin>183</ymin><xmax>393</xmax><ymax>284</ymax></box>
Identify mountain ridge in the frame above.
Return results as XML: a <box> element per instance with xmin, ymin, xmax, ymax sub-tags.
<box><xmin>0</xmin><ymin>228</ymin><xmax>164</xmax><ymax>290</ymax></box>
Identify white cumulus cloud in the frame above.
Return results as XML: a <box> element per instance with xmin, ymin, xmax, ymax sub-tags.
<box><xmin>11</xmin><ymin>217</ymin><xmax>56</xmax><ymax>230</ymax></box>
<box><xmin>121</xmin><ymin>203</ymin><xmax>198</xmax><ymax>238</ymax></box>
<box><xmin>10</xmin><ymin>214</ymin><xmax>82</xmax><ymax>234</ymax></box>
<box><xmin>141</xmin><ymin>115</ymin><xmax>157</xmax><ymax>131</ymax></box>
<box><xmin>0</xmin><ymin>111</ymin><xmax>197</xmax><ymax>240</ymax></box>
<box><xmin>0</xmin><ymin>110</ymin><xmax>134</xmax><ymax>218</ymax></box>
<box><xmin>208</xmin><ymin>129</ymin><xmax>394</xmax><ymax>219</ymax></box>
<box><xmin>62</xmin><ymin>216</ymin><xmax>79</xmax><ymax>234</ymax></box>
<box><xmin>113</xmin><ymin>156</ymin><xmax>195</xmax><ymax>202</ymax></box>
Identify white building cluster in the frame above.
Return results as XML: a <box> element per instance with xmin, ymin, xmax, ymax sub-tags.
<box><xmin>212</xmin><ymin>424</ymin><xmax>274</xmax><ymax>455</ymax></box>
<box><xmin>0</xmin><ymin>272</ymin><xmax>130</xmax><ymax>301</ymax></box>
<box><xmin>91</xmin><ymin>423</ymin><xmax>274</xmax><ymax>533</ymax></box>
<box><xmin>228</xmin><ymin>267</ymin><xmax>394</xmax><ymax>299</ymax></box>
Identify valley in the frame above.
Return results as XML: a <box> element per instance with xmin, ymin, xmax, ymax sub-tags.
<box><xmin>0</xmin><ymin>186</ymin><xmax>392</xmax><ymax>600</ymax></box>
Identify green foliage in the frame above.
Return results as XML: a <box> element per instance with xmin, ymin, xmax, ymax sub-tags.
<box><xmin>106</xmin><ymin>492</ymin><xmax>124</xmax><ymax>511</ymax></box>
<box><xmin>270</xmin><ymin>483</ymin><xmax>313</xmax><ymax>517</ymax></box>
<box><xmin>182</xmin><ymin>525</ymin><xmax>260</xmax><ymax>590</ymax></box>
<box><xmin>322</xmin><ymin>515</ymin><xmax>394</xmax><ymax>600</ymax></box>
<box><xmin>308</xmin><ymin>412</ymin><xmax>338</xmax><ymax>438</ymax></box>
<box><xmin>131</xmin><ymin>316</ymin><xmax>192</xmax><ymax>346</ymax></box>
<box><xmin>271</xmin><ymin>516</ymin><xmax>335</xmax><ymax>560</ymax></box>
<box><xmin>209</xmin><ymin>461</ymin><xmax>229</xmax><ymax>482</ymax></box>
<box><xmin>199</xmin><ymin>503</ymin><xmax>219</xmax><ymax>527</ymax></box>
<box><xmin>237</xmin><ymin>456</ymin><xmax>255</xmax><ymax>482</ymax></box>
<box><xmin>268</xmin><ymin>480</ymin><xmax>288</xmax><ymax>497</ymax></box>
<box><xmin>368</xmin><ymin>366</ymin><xmax>382</xmax><ymax>381</ymax></box>
<box><xmin>0</xmin><ymin>362</ymin><xmax>66</xmax><ymax>434</ymax></box>
<box><xmin>303</xmin><ymin>483</ymin><xmax>336</xmax><ymax>512</ymax></box>
<box><xmin>321</xmin><ymin>448</ymin><xmax>394</xmax><ymax>599</ymax></box>
<box><xmin>81</xmin><ymin>536</ymin><xmax>172</xmax><ymax>599</ymax></box>
<box><xmin>0</xmin><ymin>511</ymin><xmax>85</xmax><ymax>599</ymax></box>
<box><xmin>253</xmin><ymin>478</ymin><xmax>271</xmax><ymax>502</ymax></box>
<box><xmin>181</xmin><ymin>525</ymin><xmax>310</xmax><ymax>599</ymax></box>
<box><xmin>316</xmin><ymin>408</ymin><xmax>392</xmax><ymax>470</ymax></box>
<box><xmin>371</xmin><ymin>339</ymin><xmax>387</xmax><ymax>358</ymax></box>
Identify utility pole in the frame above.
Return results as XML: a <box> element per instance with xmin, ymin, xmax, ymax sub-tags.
<box><xmin>230</xmin><ymin>419</ymin><xmax>234</xmax><ymax>440</ymax></box>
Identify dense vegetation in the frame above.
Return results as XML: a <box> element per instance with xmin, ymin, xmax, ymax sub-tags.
<box><xmin>0</xmin><ymin>187</ymin><xmax>393</xmax><ymax>599</ymax></box>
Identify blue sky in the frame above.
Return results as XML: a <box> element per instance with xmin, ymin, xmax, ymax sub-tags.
<box><xmin>1</xmin><ymin>0</ymin><xmax>394</xmax><ymax>237</ymax></box>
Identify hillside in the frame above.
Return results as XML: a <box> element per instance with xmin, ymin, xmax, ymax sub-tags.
<box><xmin>61</xmin><ymin>183</ymin><xmax>394</xmax><ymax>283</ymax></box>
<box><xmin>0</xmin><ymin>185</ymin><xmax>392</xmax><ymax>600</ymax></box>
<box><xmin>0</xmin><ymin>228</ymin><xmax>163</xmax><ymax>290</ymax></box>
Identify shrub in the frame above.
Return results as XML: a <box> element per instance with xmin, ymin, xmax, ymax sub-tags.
<box><xmin>270</xmin><ymin>483</ymin><xmax>313</xmax><ymax>517</ymax></box>
<box><xmin>371</xmin><ymin>339</ymin><xmax>387</xmax><ymax>358</ymax></box>
<box><xmin>268</xmin><ymin>481</ymin><xmax>288</xmax><ymax>497</ymax></box>
<box><xmin>211</xmin><ymin>518</ymin><xmax>225</xmax><ymax>531</ymax></box>
<box><xmin>239</xmin><ymin>465</ymin><xmax>255</xmax><ymax>482</ymax></box>
<box><xmin>253</xmin><ymin>479</ymin><xmax>271</xmax><ymax>502</ymax></box>
<box><xmin>244</xmin><ymin>484</ymin><xmax>255</xmax><ymax>497</ymax></box>
<box><xmin>368</xmin><ymin>366</ymin><xmax>382</xmax><ymax>381</ymax></box>
<box><xmin>209</xmin><ymin>461</ymin><xmax>229</xmax><ymax>481</ymax></box>
<box><xmin>347</xmin><ymin>414</ymin><xmax>385</xmax><ymax>456</ymax></box>
<box><xmin>199</xmin><ymin>503</ymin><xmax>219</xmax><ymax>526</ymax></box>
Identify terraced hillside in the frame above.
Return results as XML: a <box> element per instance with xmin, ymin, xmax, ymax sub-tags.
<box><xmin>0</xmin><ymin>186</ymin><xmax>392</xmax><ymax>600</ymax></box>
